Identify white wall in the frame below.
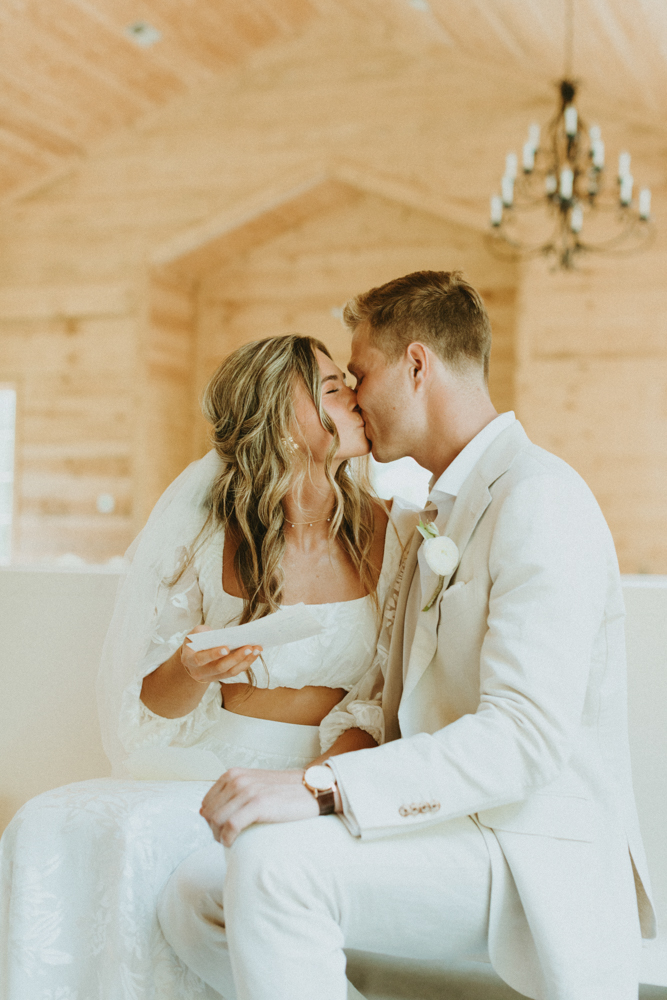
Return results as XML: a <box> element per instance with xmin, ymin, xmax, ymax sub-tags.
<box><xmin>0</xmin><ymin>566</ymin><xmax>116</xmax><ymax>832</ymax></box>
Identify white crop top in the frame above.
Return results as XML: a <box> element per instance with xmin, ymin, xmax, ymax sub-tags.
<box><xmin>118</xmin><ymin>505</ymin><xmax>417</xmax><ymax>756</ymax></box>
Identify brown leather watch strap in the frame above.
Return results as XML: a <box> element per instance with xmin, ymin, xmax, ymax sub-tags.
<box><xmin>316</xmin><ymin>788</ymin><xmax>336</xmax><ymax>815</ymax></box>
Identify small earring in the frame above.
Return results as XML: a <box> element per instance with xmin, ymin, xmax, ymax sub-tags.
<box><xmin>283</xmin><ymin>435</ymin><xmax>299</xmax><ymax>451</ymax></box>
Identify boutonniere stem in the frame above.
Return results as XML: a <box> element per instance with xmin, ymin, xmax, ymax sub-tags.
<box><xmin>422</xmin><ymin>577</ymin><xmax>444</xmax><ymax>612</ymax></box>
<box><xmin>416</xmin><ymin>519</ymin><xmax>460</xmax><ymax>613</ymax></box>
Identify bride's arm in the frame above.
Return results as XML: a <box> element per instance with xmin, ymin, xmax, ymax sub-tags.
<box><xmin>140</xmin><ymin>630</ymin><xmax>261</xmax><ymax>719</ymax></box>
<box><xmin>140</xmin><ymin>636</ymin><xmax>210</xmax><ymax>719</ymax></box>
<box><xmin>308</xmin><ymin>726</ymin><xmax>378</xmax><ymax>765</ymax></box>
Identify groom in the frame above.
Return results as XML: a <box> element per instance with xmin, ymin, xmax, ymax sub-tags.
<box><xmin>162</xmin><ymin>271</ymin><xmax>655</xmax><ymax>999</ymax></box>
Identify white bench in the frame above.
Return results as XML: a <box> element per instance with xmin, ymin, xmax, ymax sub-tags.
<box><xmin>1</xmin><ymin>567</ymin><xmax>666</xmax><ymax>996</ymax></box>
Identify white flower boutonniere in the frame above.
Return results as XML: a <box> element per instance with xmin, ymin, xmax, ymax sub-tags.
<box><xmin>417</xmin><ymin>519</ymin><xmax>460</xmax><ymax>611</ymax></box>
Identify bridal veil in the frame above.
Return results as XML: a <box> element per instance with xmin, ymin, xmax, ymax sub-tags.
<box><xmin>97</xmin><ymin>450</ymin><xmax>222</xmax><ymax>775</ymax></box>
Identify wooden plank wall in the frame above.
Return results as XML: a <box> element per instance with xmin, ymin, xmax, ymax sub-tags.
<box><xmin>0</xmin><ymin>12</ymin><xmax>664</xmax><ymax>569</ymax></box>
<box><xmin>517</xmin><ymin>251</ymin><xmax>667</xmax><ymax>573</ymax></box>
<box><xmin>0</xmin><ymin>283</ymin><xmax>137</xmax><ymax>562</ymax></box>
<box><xmin>138</xmin><ymin>270</ymin><xmax>197</xmax><ymax>526</ymax></box>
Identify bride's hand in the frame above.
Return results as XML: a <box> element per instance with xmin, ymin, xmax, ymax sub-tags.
<box><xmin>180</xmin><ymin>625</ymin><xmax>263</xmax><ymax>684</ymax></box>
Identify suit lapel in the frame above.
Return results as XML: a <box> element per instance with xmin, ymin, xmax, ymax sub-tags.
<box><xmin>382</xmin><ymin>529</ymin><xmax>420</xmax><ymax>742</ymax></box>
<box><xmin>400</xmin><ymin>420</ymin><xmax>531</xmax><ymax>704</ymax></box>
<box><xmin>401</xmin><ymin>475</ymin><xmax>492</xmax><ymax>701</ymax></box>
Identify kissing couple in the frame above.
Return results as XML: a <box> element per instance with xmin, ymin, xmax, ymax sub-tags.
<box><xmin>0</xmin><ymin>270</ymin><xmax>655</xmax><ymax>1000</ymax></box>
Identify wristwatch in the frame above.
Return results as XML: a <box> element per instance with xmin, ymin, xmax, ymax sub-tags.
<box><xmin>302</xmin><ymin>764</ymin><xmax>337</xmax><ymax>816</ymax></box>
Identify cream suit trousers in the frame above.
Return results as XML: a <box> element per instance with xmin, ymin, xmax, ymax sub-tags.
<box><xmin>158</xmin><ymin>813</ymin><xmax>492</xmax><ymax>1000</ymax></box>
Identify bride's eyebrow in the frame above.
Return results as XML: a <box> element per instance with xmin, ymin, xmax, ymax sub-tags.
<box><xmin>321</xmin><ymin>374</ymin><xmax>340</xmax><ymax>384</ymax></box>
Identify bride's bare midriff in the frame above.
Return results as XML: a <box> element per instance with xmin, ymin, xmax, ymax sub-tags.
<box><xmin>221</xmin><ymin>682</ymin><xmax>347</xmax><ymax>727</ymax></box>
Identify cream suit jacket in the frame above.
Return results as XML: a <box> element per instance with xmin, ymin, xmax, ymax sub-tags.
<box><xmin>330</xmin><ymin>421</ymin><xmax>656</xmax><ymax>1000</ymax></box>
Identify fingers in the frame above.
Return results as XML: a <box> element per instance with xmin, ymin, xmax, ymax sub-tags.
<box><xmin>199</xmin><ymin>769</ymin><xmax>318</xmax><ymax>846</ymax></box>
<box><xmin>214</xmin><ymin>647</ymin><xmax>263</xmax><ymax>679</ymax></box>
<box><xmin>181</xmin><ymin>643</ymin><xmax>263</xmax><ymax>683</ymax></box>
<box><xmin>201</xmin><ymin>769</ymin><xmax>255</xmax><ymax>843</ymax></box>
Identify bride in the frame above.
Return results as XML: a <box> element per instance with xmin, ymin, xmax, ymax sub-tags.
<box><xmin>0</xmin><ymin>334</ymin><xmax>414</xmax><ymax>1000</ymax></box>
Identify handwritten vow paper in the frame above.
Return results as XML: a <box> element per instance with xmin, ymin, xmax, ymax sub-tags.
<box><xmin>186</xmin><ymin>603</ymin><xmax>324</xmax><ymax>653</ymax></box>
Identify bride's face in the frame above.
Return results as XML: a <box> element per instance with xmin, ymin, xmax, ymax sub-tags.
<box><xmin>292</xmin><ymin>349</ymin><xmax>370</xmax><ymax>463</ymax></box>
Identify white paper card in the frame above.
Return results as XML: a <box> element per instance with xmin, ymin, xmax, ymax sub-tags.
<box><xmin>186</xmin><ymin>603</ymin><xmax>325</xmax><ymax>653</ymax></box>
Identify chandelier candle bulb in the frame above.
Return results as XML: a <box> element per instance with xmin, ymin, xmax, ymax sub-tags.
<box><xmin>545</xmin><ymin>174</ymin><xmax>558</xmax><ymax>195</ymax></box>
<box><xmin>618</xmin><ymin>151</ymin><xmax>631</xmax><ymax>180</ymax></box>
<box><xmin>505</xmin><ymin>152</ymin><xmax>518</xmax><ymax>180</ymax></box>
<box><xmin>589</xmin><ymin>124</ymin><xmax>601</xmax><ymax>142</ymax></box>
<box><xmin>560</xmin><ymin>168</ymin><xmax>574</xmax><ymax>200</ymax></box>
<box><xmin>522</xmin><ymin>142</ymin><xmax>535</xmax><ymax>172</ymax></box>
<box><xmin>528</xmin><ymin>123</ymin><xmax>541</xmax><ymax>150</ymax></box>
<box><xmin>564</xmin><ymin>105</ymin><xmax>578</xmax><ymax>136</ymax></box>
<box><xmin>639</xmin><ymin>188</ymin><xmax>651</xmax><ymax>220</ymax></box>
<box><xmin>490</xmin><ymin>195</ymin><xmax>503</xmax><ymax>226</ymax></box>
<box><xmin>591</xmin><ymin>139</ymin><xmax>605</xmax><ymax>170</ymax></box>
<box><xmin>620</xmin><ymin>174</ymin><xmax>634</xmax><ymax>206</ymax></box>
<box><xmin>570</xmin><ymin>203</ymin><xmax>584</xmax><ymax>233</ymax></box>
<box><xmin>501</xmin><ymin>175</ymin><xmax>514</xmax><ymax>207</ymax></box>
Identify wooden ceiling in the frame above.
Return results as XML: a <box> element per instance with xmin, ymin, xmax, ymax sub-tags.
<box><xmin>0</xmin><ymin>0</ymin><xmax>317</xmax><ymax>200</ymax></box>
<box><xmin>1</xmin><ymin>0</ymin><xmax>666</xmax><ymax>205</ymax></box>
<box><xmin>425</xmin><ymin>0</ymin><xmax>667</xmax><ymax>118</ymax></box>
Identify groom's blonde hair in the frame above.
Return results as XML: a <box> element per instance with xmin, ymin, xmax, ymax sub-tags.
<box><xmin>343</xmin><ymin>270</ymin><xmax>492</xmax><ymax>380</ymax></box>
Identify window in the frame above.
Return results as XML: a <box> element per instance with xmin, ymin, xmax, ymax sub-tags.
<box><xmin>0</xmin><ymin>387</ymin><xmax>16</xmax><ymax>565</ymax></box>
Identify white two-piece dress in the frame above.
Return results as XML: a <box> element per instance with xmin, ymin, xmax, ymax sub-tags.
<box><xmin>0</xmin><ymin>451</ymin><xmax>413</xmax><ymax>1000</ymax></box>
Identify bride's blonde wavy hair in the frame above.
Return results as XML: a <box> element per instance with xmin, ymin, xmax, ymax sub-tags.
<box><xmin>196</xmin><ymin>334</ymin><xmax>378</xmax><ymax>626</ymax></box>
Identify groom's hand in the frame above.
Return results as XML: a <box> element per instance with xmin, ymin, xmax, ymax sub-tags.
<box><xmin>200</xmin><ymin>768</ymin><xmax>319</xmax><ymax>846</ymax></box>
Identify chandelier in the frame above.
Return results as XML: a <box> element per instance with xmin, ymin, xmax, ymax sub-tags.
<box><xmin>488</xmin><ymin>6</ymin><xmax>653</xmax><ymax>269</ymax></box>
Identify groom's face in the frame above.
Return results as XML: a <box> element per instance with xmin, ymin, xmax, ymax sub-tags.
<box><xmin>348</xmin><ymin>324</ymin><xmax>415</xmax><ymax>463</ymax></box>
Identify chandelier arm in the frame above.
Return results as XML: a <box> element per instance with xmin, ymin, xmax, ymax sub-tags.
<box><xmin>486</xmin><ymin>235</ymin><xmax>560</xmax><ymax>262</ymax></box>
<box><xmin>487</xmin><ymin>65</ymin><xmax>654</xmax><ymax>270</ymax></box>
<box><xmin>487</xmin><ymin>215</ymin><xmax>566</xmax><ymax>259</ymax></box>
<box><xmin>576</xmin><ymin>223</ymin><xmax>655</xmax><ymax>256</ymax></box>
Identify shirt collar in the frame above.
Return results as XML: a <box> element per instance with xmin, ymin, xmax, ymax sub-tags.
<box><xmin>428</xmin><ymin>411</ymin><xmax>516</xmax><ymax>503</ymax></box>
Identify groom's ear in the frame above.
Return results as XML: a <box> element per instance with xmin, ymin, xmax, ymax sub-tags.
<box><xmin>405</xmin><ymin>342</ymin><xmax>430</xmax><ymax>388</ymax></box>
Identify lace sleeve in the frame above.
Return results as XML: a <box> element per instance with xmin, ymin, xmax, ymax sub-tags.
<box><xmin>318</xmin><ymin>664</ymin><xmax>385</xmax><ymax>753</ymax></box>
<box><xmin>117</xmin><ymin>550</ymin><xmax>222</xmax><ymax>756</ymax></box>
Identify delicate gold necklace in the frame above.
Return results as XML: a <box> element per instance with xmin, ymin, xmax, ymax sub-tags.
<box><xmin>284</xmin><ymin>512</ymin><xmax>334</xmax><ymax>528</ymax></box>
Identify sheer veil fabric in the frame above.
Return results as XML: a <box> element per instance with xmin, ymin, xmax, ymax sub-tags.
<box><xmin>98</xmin><ymin>450</ymin><xmax>223</xmax><ymax>775</ymax></box>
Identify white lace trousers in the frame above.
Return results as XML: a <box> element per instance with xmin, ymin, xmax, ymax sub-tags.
<box><xmin>0</xmin><ymin>713</ymin><xmax>322</xmax><ymax>1000</ymax></box>
<box><xmin>158</xmin><ymin>812</ymin><xmax>492</xmax><ymax>1000</ymax></box>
